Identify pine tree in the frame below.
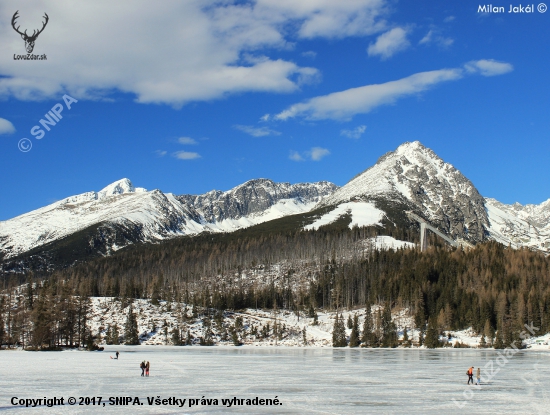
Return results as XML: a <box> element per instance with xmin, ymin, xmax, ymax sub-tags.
<box><xmin>0</xmin><ymin>302</ymin><xmax>4</xmax><ymax>348</ymax></box>
<box><xmin>106</xmin><ymin>324</ymin><xmax>120</xmax><ymax>345</ymax></box>
<box><xmin>361</xmin><ymin>304</ymin><xmax>374</xmax><ymax>347</ymax></box>
<box><xmin>124</xmin><ymin>305</ymin><xmax>140</xmax><ymax>345</ymax></box>
<box><xmin>347</xmin><ymin>314</ymin><xmax>353</xmax><ymax>330</ymax></box>
<box><xmin>425</xmin><ymin>317</ymin><xmax>440</xmax><ymax>348</ymax></box>
<box><xmin>31</xmin><ymin>284</ymin><xmax>54</xmax><ymax>349</ymax></box>
<box><xmin>25</xmin><ymin>278</ymin><xmax>34</xmax><ymax>311</ymax></box>
<box><xmin>113</xmin><ymin>324</ymin><xmax>120</xmax><ymax>345</ymax></box>
<box><xmin>509</xmin><ymin>321</ymin><xmax>525</xmax><ymax>349</ymax></box>
<box><xmin>231</xmin><ymin>326</ymin><xmax>241</xmax><ymax>346</ymax></box>
<box><xmin>402</xmin><ymin>327</ymin><xmax>410</xmax><ymax>347</ymax></box>
<box><xmin>502</xmin><ymin>319</ymin><xmax>513</xmax><ymax>347</ymax></box>
<box><xmin>151</xmin><ymin>281</ymin><xmax>161</xmax><ymax>306</ymax></box>
<box><xmin>414</xmin><ymin>292</ymin><xmax>426</xmax><ymax>332</ymax></box>
<box><xmin>493</xmin><ymin>330</ymin><xmax>504</xmax><ymax>349</ymax></box>
<box><xmin>373</xmin><ymin>308</ymin><xmax>382</xmax><ymax>347</ymax></box>
<box><xmin>381</xmin><ymin>303</ymin><xmax>396</xmax><ymax>347</ymax></box>
<box><xmin>171</xmin><ymin>327</ymin><xmax>182</xmax><ymax>345</ymax></box>
<box><xmin>76</xmin><ymin>290</ymin><xmax>91</xmax><ymax>348</ymax></box>
<box><xmin>349</xmin><ymin>313</ymin><xmax>360</xmax><ymax>347</ymax></box>
<box><xmin>163</xmin><ymin>319</ymin><xmax>169</xmax><ymax>343</ymax></box>
<box><xmin>479</xmin><ymin>335</ymin><xmax>487</xmax><ymax>348</ymax></box>
<box><xmin>214</xmin><ymin>310</ymin><xmax>224</xmax><ymax>331</ymax></box>
<box><xmin>302</xmin><ymin>327</ymin><xmax>307</xmax><ymax>346</ymax></box>
<box><xmin>201</xmin><ymin>320</ymin><xmax>215</xmax><ymax>346</ymax></box>
<box><xmin>484</xmin><ymin>319</ymin><xmax>494</xmax><ymax>347</ymax></box>
<box><xmin>84</xmin><ymin>327</ymin><xmax>98</xmax><ymax>351</ymax></box>
<box><xmin>332</xmin><ymin>313</ymin><xmax>347</xmax><ymax>347</ymax></box>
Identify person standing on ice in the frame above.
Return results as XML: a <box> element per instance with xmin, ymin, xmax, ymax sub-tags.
<box><xmin>467</xmin><ymin>367</ymin><xmax>474</xmax><ymax>384</ymax></box>
<box><xmin>140</xmin><ymin>361</ymin><xmax>145</xmax><ymax>376</ymax></box>
<box><xmin>115</xmin><ymin>351</ymin><xmax>119</xmax><ymax>359</ymax></box>
<box><xmin>145</xmin><ymin>361</ymin><xmax>150</xmax><ymax>377</ymax></box>
<box><xmin>476</xmin><ymin>367</ymin><xmax>481</xmax><ymax>385</ymax></box>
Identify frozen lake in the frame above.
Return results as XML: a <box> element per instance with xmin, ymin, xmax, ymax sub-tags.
<box><xmin>2</xmin><ymin>346</ymin><xmax>549</xmax><ymax>414</ymax></box>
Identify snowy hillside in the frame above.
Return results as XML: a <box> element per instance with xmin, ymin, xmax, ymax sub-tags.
<box><xmin>304</xmin><ymin>202</ymin><xmax>385</xmax><ymax>230</ymax></box>
<box><xmin>88</xmin><ymin>298</ymin><xmax>550</xmax><ymax>349</ymax></box>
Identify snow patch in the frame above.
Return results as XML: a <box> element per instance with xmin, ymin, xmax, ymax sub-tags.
<box><xmin>304</xmin><ymin>202</ymin><xmax>384</xmax><ymax>231</ymax></box>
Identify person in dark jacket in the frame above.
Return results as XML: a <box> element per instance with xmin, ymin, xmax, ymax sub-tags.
<box><xmin>140</xmin><ymin>361</ymin><xmax>145</xmax><ymax>376</ymax></box>
<box><xmin>467</xmin><ymin>367</ymin><xmax>474</xmax><ymax>385</ymax></box>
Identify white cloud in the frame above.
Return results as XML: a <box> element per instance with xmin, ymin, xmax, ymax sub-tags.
<box><xmin>289</xmin><ymin>150</ymin><xmax>304</xmax><ymax>161</ymax></box>
<box><xmin>260</xmin><ymin>114</ymin><xmax>271</xmax><ymax>122</ymax></box>
<box><xmin>273</xmin><ymin>0</ymin><xmax>390</xmax><ymax>39</ymax></box>
<box><xmin>419</xmin><ymin>29</ymin><xmax>454</xmax><ymax>48</ymax></box>
<box><xmin>464</xmin><ymin>59</ymin><xmax>514</xmax><ymax>76</ymax></box>
<box><xmin>341</xmin><ymin>125</ymin><xmax>366</xmax><ymax>139</ymax></box>
<box><xmin>0</xmin><ymin>118</ymin><xmax>15</xmax><ymax>134</ymax></box>
<box><xmin>308</xmin><ymin>147</ymin><xmax>330</xmax><ymax>161</ymax></box>
<box><xmin>301</xmin><ymin>51</ymin><xmax>317</xmax><ymax>58</ymax></box>
<box><xmin>289</xmin><ymin>147</ymin><xmax>330</xmax><ymax>161</ymax></box>
<box><xmin>173</xmin><ymin>151</ymin><xmax>201</xmax><ymax>160</ymax></box>
<box><xmin>0</xmin><ymin>0</ymin><xmax>390</xmax><ymax>105</ymax></box>
<box><xmin>275</xmin><ymin>68</ymin><xmax>462</xmax><ymax>121</ymax></box>
<box><xmin>275</xmin><ymin>60</ymin><xmax>512</xmax><ymax>121</ymax></box>
<box><xmin>155</xmin><ymin>150</ymin><xmax>167</xmax><ymax>157</ymax></box>
<box><xmin>443</xmin><ymin>16</ymin><xmax>455</xmax><ymax>23</ymax></box>
<box><xmin>419</xmin><ymin>31</ymin><xmax>433</xmax><ymax>44</ymax></box>
<box><xmin>367</xmin><ymin>27</ymin><xmax>410</xmax><ymax>60</ymax></box>
<box><xmin>177</xmin><ymin>137</ymin><xmax>198</xmax><ymax>145</ymax></box>
<box><xmin>234</xmin><ymin>125</ymin><xmax>281</xmax><ymax>137</ymax></box>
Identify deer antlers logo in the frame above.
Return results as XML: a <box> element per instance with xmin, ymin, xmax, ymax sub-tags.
<box><xmin>12</xmin><ymin>11</ymin><xmax>49</xmax><ymax>54</ymax></box>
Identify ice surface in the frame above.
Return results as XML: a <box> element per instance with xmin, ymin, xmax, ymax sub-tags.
<box><xmin>2</xmin><ymin>347</ymin><xmax>550</xmax><ymax>414</ymax></box>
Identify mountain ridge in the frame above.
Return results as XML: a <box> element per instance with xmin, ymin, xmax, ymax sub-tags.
<box><xmin>1</xmin><ymin>141</ymin><xmax>549</xmax><ymax>268</ymax></box>
<box><xmin>0</xmin><ymin>177</ymin><xmax>337</xmax><ymax>261</ymax></box>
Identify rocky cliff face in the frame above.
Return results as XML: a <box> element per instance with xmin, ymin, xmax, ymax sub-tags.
<box><xmin>320</xmin><ymin>141</ymin><xmax>489</xmax><ymax>242</ymax></box>
<box><xmin>178</xmin><ymin>179</ymin><xmax>337</xmax><ymax>223</ymax></box>
<box><xmin>485</xmin><ymin>197</ymin><xmax>550</xmax><ymax>252</ymax></box>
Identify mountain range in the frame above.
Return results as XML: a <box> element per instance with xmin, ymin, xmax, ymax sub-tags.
<box><xmin>1</xmin><ymin>141</ymin><xmax>548</xmax><ymax>269</ymax></box>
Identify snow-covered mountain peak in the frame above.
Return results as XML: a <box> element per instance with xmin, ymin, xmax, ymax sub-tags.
<box><xmin>320</xmin><ymin>141</ymin><xmax>488</xmax><ymax>241</ymax></box>
<box><xmin>98</xmin><ymin>178</ymin><xmax>138</xmax><ymax>198</ymax></box>
<box><xmin>54</xmin><ymin>178</ymin><xmax>147</xmax><ymax>207</ymax></box>
<box><xmin>485</xmin><ymin>197</ymin><xmax>550</xmax><ymax>226</ymax></box>
<box><xmin>395</xmin><ymin>140</ymin><xmax>425</xmax><ymax>154</ymax></box>
<box><xmin>484</xmin><ymin>197</ymin><xmax>550</xmax><ymax>252</ymax></box>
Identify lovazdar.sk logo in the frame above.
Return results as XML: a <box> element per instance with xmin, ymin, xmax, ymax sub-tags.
<box><xmin>12</xmin><ymin>10</ymin><xmax>48</xmax><ymax>60</ymax></box>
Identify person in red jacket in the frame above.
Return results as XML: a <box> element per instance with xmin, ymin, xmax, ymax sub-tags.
<box><xmin>467</xmin><ymin>367</ymin><xmax>474</xmax><ymax>384</ymax></box>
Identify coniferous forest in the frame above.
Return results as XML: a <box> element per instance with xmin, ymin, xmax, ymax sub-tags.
<box><xmin>1</xmin><ymin>220</ymin><xmax>549</xmax><ymax>350</ymax></box>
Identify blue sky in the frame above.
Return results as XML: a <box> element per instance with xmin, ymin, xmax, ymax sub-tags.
<box><xmin>0</xmin><ymin>0</ymin><xmax>549</xmax><ymax>221</ymax></box>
